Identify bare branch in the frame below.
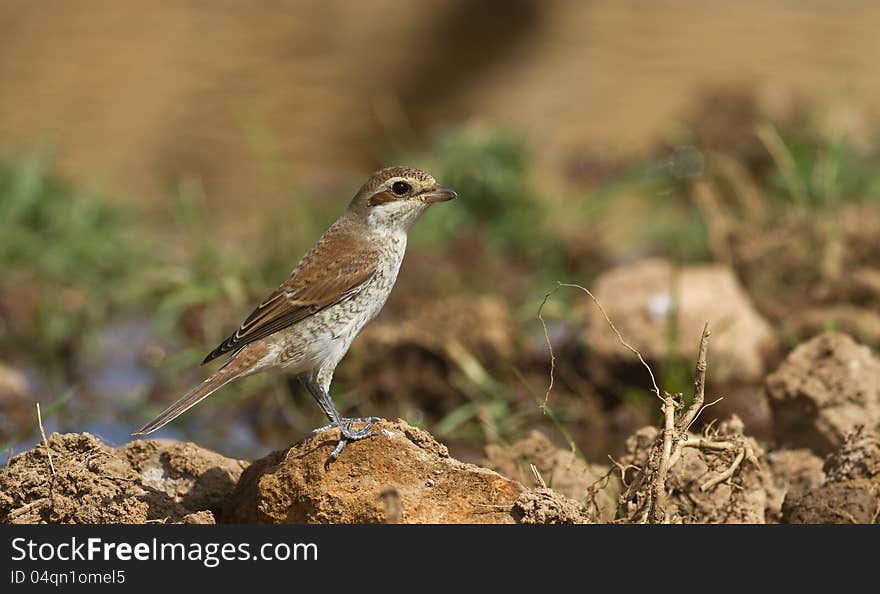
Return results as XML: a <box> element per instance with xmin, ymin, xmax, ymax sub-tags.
<box><xmin>651</xmin><ymin>395</ymin><xmax>679</xmax><ymax>522</ymax></box>
<box><xmin>678</xmin><ymin>322</ymin><xmax>710</xmax><ymax>431</ymax></box>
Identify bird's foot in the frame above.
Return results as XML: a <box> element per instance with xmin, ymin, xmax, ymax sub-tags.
<box><xmin>307</xmin><ymin>416</ymin><xmax>381</xmax><ymax>468</ymax></box>
<box><xmin>308</xmin><ymin>416</ymin><xmax>380</xmax><ymax>438</ymax></box>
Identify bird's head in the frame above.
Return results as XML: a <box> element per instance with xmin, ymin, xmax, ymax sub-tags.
<box><xmin>348</xmin><ymin>166</ymin><xmax>456</xmax><ymax>232</ymax></box>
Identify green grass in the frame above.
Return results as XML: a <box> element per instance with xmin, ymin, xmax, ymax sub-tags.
<box><xmin>400</xmin><ymin>128</ymin><xmax>543</xmax><ymax>253</ymax></box>
<box><xmin>0</xmin><ymin>155</ymin><xmax>149</xmax><ymax>368</ymax></box>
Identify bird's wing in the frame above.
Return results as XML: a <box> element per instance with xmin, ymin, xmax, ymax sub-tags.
<box><xmin>202</xmin><ymin>228</ymin><xmax>378</xmax><ymax>364</ymax></box>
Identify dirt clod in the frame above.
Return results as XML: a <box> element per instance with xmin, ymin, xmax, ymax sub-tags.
<box><xmin>783</xmin><ymin>428</ymin><xmax>880</xmax><ymax>524</ymax></box>
<box><xmin>121</xmin><ymin>439</ymin><xmax>248</xmax><ymax>519</ymax></box>
<box><xmin>0</xmin><ymin>432</ymin><xmax>246</xmax><ymax>524</ymax></box>
<box><xmin>783</xmin><ymin>482</ymin><xmax>877</xmax><ymax>524</ymax></box>
<box><xmin>511</xmin><ymin>488</ymin><xmax>595</xmax><ymax>524</ymax></box>
<box><xmin>766</xmin><ymin>332</ymin><xmax>880</xmax><ymax>455</ymax></box>
<box><xmin>222</xmin><ymin>419</ymin><xmax>527</xmax><ymax>524</ymax></box>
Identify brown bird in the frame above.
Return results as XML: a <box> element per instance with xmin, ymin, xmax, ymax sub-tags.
<box><xmin>133</xmin><ymin>166</ymin><xmax>456</xmax><ymax>464</ymax></box>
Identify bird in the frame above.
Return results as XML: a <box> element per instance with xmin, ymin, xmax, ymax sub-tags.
<box><xmin>133</xmin><ymin>166</ymin><xmax>456</xmax><ymax>465</ymax></box>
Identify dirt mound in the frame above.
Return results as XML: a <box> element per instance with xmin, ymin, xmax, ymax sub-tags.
<box><xmin>766</xmin><ymin>332</ymin><xmax>880</xmax><ymax>455</ymax></box>
<box><xmin>783</xmin><ymin>428</ymin><xmax>880</xmax><ymax>523</ymax></box>
<box><xmin>120</xmin><ymin>439</ymin><xmax>248</xmax><ymax>520</ymax></box>
<box><xmin>223</xmin><ymin>419</ymin><xmax>587</xmax><ymax>524</ymax></box>
<box><xmin>619</xmin><ymin>416</ymin><xmax>774</xmax><ymax>523</ymax></box>
<box><xmin>586</xmin><ymin>259</ymin><xmax>774</xmax><ymax>384</ymax></box>
<box><xmin>511</xmin><ymin>488</ymin><xmax>594</xmax><ymax>524</ymax></box>
<box><xmin>0</xmin><ymin>433</ymin><xmax>246</xmax><ymax>524</ymax></box>
<box><xmin>484</xmin><ymin>430</ymin><xmax>620</xmax><ymax>521</ymax></box>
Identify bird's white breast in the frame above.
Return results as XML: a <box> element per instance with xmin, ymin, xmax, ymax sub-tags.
<box><xmin>272</xmin><ymin>231</ymin><xmax>407</xmax><ymax>373</ymax></box>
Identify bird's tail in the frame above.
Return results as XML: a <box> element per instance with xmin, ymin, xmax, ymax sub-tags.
<box><xmin>132</xmin><ymin>370</ymin><xmax>238</xmax><ymax>436</ymax></box>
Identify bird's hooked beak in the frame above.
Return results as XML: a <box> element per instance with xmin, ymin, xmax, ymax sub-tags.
<box><xmin>419</xmin><ymin>186</ymin><xmax>457</xmax><ymax>204</ymax></box>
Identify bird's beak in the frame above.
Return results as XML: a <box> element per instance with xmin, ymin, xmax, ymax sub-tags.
<box><xmin>420</xmin><ymin>186</ymin><xmax>457</xmax><ymax>204</ymax></box>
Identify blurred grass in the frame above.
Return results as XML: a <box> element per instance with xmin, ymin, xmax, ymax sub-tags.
<box><xmin>0</xmin><ymin>155</ymin><xmax>149</xmax><ymax>370</ymax></box>
<box><xmin>402</xmin><ymin>128</ymin><xmax>544</xmax><ymax>255</ymax></box>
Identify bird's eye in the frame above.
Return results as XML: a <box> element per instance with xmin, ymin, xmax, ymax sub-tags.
<box><xmin>391</xmin><ymin>181</ymin><xmax>411</xmax><ymax>196</ymax></box>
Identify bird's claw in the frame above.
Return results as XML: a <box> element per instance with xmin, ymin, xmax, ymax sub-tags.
<box><xmin>308</xmin><ymin>416</ymin><xmax>381</xmax><ymax>468</ymax></box>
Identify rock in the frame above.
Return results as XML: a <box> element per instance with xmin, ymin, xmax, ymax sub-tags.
<box><xmin>619</xmin><ymin>416</ymin><xmax>775</xmax><ymax>523</ymax></box>
<box><xmin>511</xmin><ymin>488</ymin><xmax>594</xmax><ymax>524</ymax></box>
<box><xmin>0</xmin><ymin>432</ymin><xmax>246</xmax><ymax>524</ymax></box>
<box><xmin>585</xmin><ymin>259</ymin><xmax>774</xmax><ymax>384</ymax></box>
<box><xmin>484</xmin><ymin>430</ymin><xmax>619</xmax><ymax>521</ymax></box>
<box><xmin>766</xmin><ymin>332</ymin><xmax>880</xmax><ymax>455</ymax></box>
<box><xmin>783</xmin><ymin>428</ymin><xmax>880</xmax><ymax>524</ymax></box>
<box><xmin>223</xmin><ymin>419</ymin><xmax>530</xmax><ymax>524</ymax></box>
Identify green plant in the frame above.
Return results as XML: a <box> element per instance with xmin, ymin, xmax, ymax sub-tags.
<box><xmin>400</xmin><ymin>128</ymin><xmax>547</xmax><ymax>255</ymax></box>
<box><xmin>0</xmin><ymin>154</ymin><xmax>148</xmax><ymax>364</ymax></box>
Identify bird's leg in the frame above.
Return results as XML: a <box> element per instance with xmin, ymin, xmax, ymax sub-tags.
<box><xmin>299</xmin><ymin>374</ymin><xmax>379</xmax><ymax>465</ymax></box>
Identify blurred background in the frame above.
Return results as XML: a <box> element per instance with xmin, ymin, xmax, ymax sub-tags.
<box><xmin>2</xmin><ymin>0</ymin><xmax>880</xmax><ymax>465</ymax></box>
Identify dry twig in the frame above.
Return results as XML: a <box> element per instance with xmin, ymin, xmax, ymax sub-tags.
<box><xmin>538</xmin><ymin>280</ymin><xmax>758</xmax><ymax>523</ymax></box>
<box><xmin>36</xmin><ymin>402</ymin><xmax>55</xmax><ymax>476</ymax></box>
<box><xmin>538</xmin><ymin>282</ymin><xmax>661</xmax><ymax>404</ymax></box>
<box><xmin>652</xmin><ymin>394</ymin><xmax>679</xmax><ymax>522</ymax></box>
<box><xmin>678</xmin><ymin>323</ymin><xmax>711</xmax><ymax>432</ymax></box>
<box><xmin>618</xmin><ymin>322</ymin><xmax>758</xmax><ymax>522</ymax></box>
<box><xmin>530</xmin><ymin>464</ymin><xmax>548</xmax><ymax>489</ymax></box>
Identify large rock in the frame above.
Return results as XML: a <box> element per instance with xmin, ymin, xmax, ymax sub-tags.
<box><xmin>0</xmin><ymin>433</ymin><xmax>246</xmax><ymax>524</ymax></box>
<box><xmin>766</xmin><ymin>332</ymin><xmax>880</xmax><ymax>455</ymax></box>
<box><xmin>223</xmin><ymin>419</ymin><xmax>593</xmax><ymax>524</ymax></box>
<box><xmin>585</xmin><ymin>259</ymin><xmax>774</xmax><ymax>384</ymax></box>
